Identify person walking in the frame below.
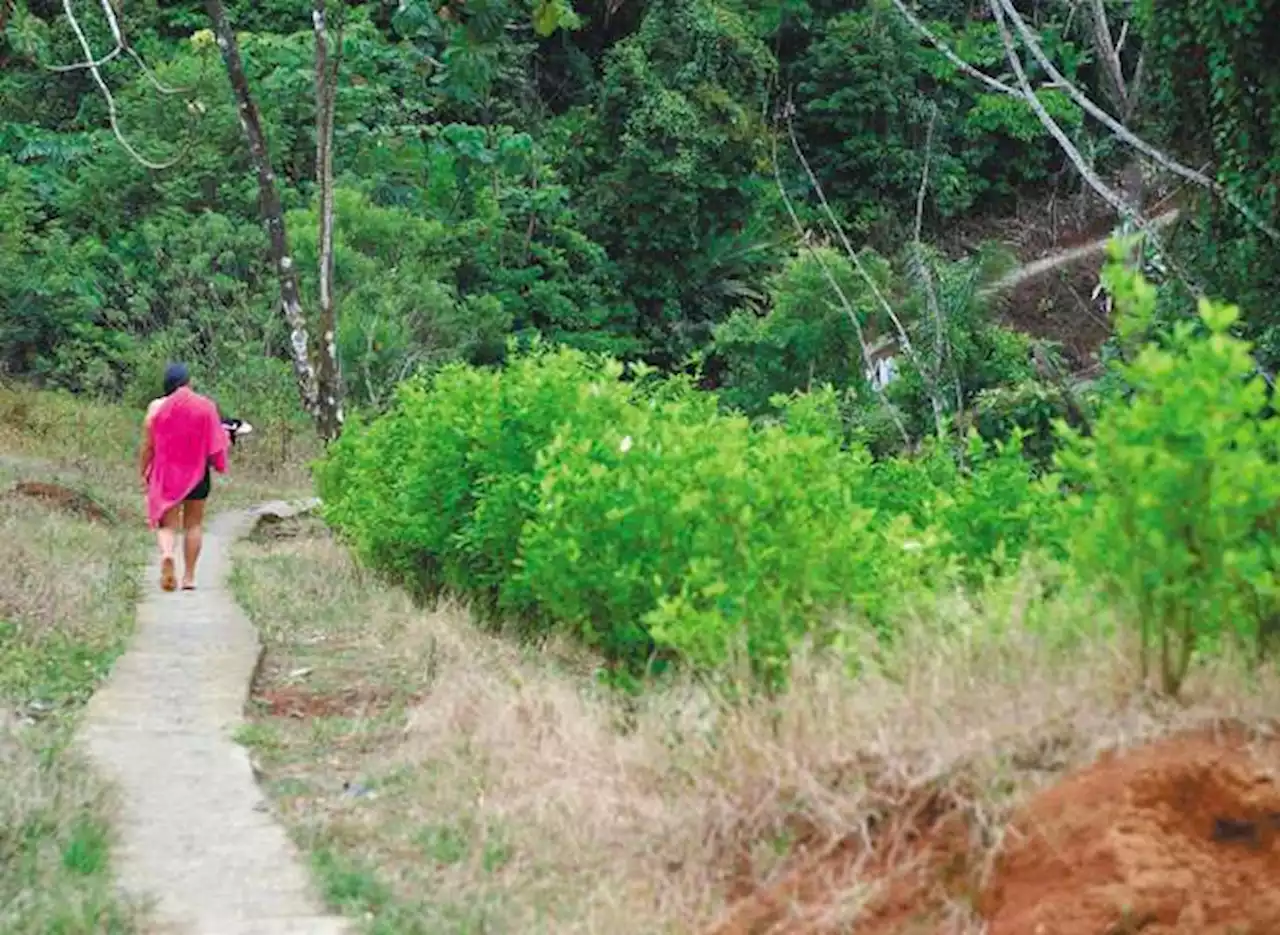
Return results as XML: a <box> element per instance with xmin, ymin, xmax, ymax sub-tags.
<box><xmin>139</xmin><ymin>363</ymin><xmax>229</xmax><ymax>591</ymax></box>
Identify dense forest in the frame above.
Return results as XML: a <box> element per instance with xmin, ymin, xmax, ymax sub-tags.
<box><xmin>5</xmin><ymin>0</ymin><xmax>1275</xmax><ymax>453</ymax></box>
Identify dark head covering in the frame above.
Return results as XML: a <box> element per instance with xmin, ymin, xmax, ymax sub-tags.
<box><xmin>162</xmin><ymin>362</ymin><xmax>191</xmax><ymax>397</ymax></box>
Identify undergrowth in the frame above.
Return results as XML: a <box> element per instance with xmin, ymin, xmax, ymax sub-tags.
<box><xmin>233</xmin><ymin>513</ymin><xmax>1280</xmax><ymax>934</ymax></box>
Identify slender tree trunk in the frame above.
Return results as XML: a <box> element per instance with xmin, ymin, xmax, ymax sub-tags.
<box><xmin>1087</xmin><ymin>0</ymin><xmax>1130</xmax><ymax>118</ymax></box>
<box><xmin>204</xmin><ymin>0</ymin><xmax>320</xmax><ymax>420</ymax></box>
<box><xmin>312</xmin><ymin>0</ymin><xmax>344</xmax><ymax>441</ymax></box>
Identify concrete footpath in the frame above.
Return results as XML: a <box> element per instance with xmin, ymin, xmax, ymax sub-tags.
<box><xmin>79</xmin><ymin>502</ymin><xmax>349</xmax><ymax>935</ymax></box>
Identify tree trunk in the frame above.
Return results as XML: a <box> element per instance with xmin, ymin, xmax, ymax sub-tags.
<box><xmin>1087</xmin><ymin>0</ymin><xmax>1130</xmax><ymax>118</ymax></box>
<box><xmin>204</xmin><ymin>0</ymin><xmax>320</xmax><ymax>420</ymax></box>
<box><xmin>312</xmin><ymin>0</ymin><xmax>344</xmax><ymax>441</ymax></box>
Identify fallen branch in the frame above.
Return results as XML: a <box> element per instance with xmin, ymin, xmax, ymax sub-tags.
<box><xmin>984</xmin><ymin>208</ymin><xmax>1181</xmax><ymax>296</ymax></box>
<box><xmin>985</xmin><ymin>0</ymin><xmax>1201</xmax><ymax>297</ymax></box>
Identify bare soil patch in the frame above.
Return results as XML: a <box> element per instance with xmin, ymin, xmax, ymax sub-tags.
<box><xmin>709</xmin><ymin>723</ymin><xmax>1280</xmax><ymax>935</ymax></box>
<box><xmin>248</xmin><ymin>511</ymin><xmax>329</xmax><ymax>544</ymax></box>
<box><xmin>984</xmin><ymin>723</ymin><xmax>1280</xmax><ymax>935</ymax></box>
<box><xmin>255</xmin><ymin>684</ymin><xmax>412</xmax><ymax>720</ymax></box>
<box><xmin>3</xmin><ymin>480</ymin><xmax>123</xmax><ymax>525</ymax></box>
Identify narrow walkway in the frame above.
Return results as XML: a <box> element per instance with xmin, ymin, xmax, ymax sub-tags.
<box><xmin>80</xmin><ymin>503</ymin><xmax>348</xmax><ymax>935</ymax></box>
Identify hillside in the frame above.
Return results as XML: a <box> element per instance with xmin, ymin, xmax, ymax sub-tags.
<box><xmin>5</xmin><ymin>2</ymin><xmax>1280</xmax><ymax>933</ymax></box>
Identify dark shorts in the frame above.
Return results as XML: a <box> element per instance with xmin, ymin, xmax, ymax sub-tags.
<box><xmin>186</xmin><ymin>465</ymin><xmax>212</xmax><ymax>501</ymax></box>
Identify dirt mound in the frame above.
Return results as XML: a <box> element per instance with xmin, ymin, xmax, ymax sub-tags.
<box><xmin>2</xmin><ymin>481</ymin><xmax>118</xmax><ymax>524</ymax></box>
<box><xmin>705</xmin><ymin>726</ymin><xmax>1280</xmax><ymax>935</ymax></box>
<box><xmin>983</xmin><ymin>724</ymin><xmax>1280</xmax><ymax>935</ymax></box>
<box><xmin>249</xmin><ymin>510</ymin><xmax>327</xmax><ymax>543</ymax></box>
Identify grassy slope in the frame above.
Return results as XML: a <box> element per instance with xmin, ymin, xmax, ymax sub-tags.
<box><xmin>0</xmin><ymin>383</ymin><xmax>317</xmax><ymax>934</ymax></box>
<box><xmin>231</xmin><ymin>511</ymin><xmax>1280</xmax><ymax>934</ymax></box>
<box><xmin>0</xmin><ymin>387</ymin><xmax>150</xmax><ymax>934</ymax></box>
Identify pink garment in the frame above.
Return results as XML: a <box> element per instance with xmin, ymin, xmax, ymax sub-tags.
<box><xmin>145</xmin><ymin>387</ymin><xmax>229</xmax><ymax>529</ymax></box>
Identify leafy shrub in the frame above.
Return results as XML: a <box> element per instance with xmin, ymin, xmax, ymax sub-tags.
<box><xmin>1058</xmin><ymin>255</ymin><xmax>1280</xmax><ymax>694</ymax></box>
<box><xmin>321</xmin><ymin>349</ymin><xmax>1060</xmax><ymax>683</ymax></box>
<box><xmin>318</xmin><ymin>345</ymin><xmax>638</xmax><ymax>606</ymax></box>
<box><xmin>513</xmin><ymin>387</ymin><xmax>893</xmax><ymax>675</ymax></box>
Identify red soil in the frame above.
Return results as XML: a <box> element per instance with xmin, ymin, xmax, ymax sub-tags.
<box><xmin>706</xmin><ymin>784</ymin><xmax>976</xmax><ymax>935</ymax></box>
<box><xmin>706</xmin><ymin>725</ymin><xmax>1280</xmax><ymax>935</ymax></box>
<box><xmin>983</xmin><ymin>725</ymin><xmax>1280</xmax><ymax>935</ymax></box>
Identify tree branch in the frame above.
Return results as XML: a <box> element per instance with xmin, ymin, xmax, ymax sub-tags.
<box><xmin>888</xmin><ymin>0</ymin><xmax>1276</xmax><ymax>249</ymax></box>
<box><xmin>49</xmin><ymin>0</ymin><xmax>188</xmax><ymax>95</ymax></box>
<box><xmin>783</xmin><ymin>100</ymin><xmax>949</xmax><ymax>434</ymax></box>
<box><xmin>886</xmin><ymin>0</ymin><xmax>1016</xmax><ymax>96</ymax></box>
<box><xmin>1086</xmin><ymin>0</ymin><xmax>1129</xmax><ymax>116</ymax></box>
<box><xmin>994</xmin><ymin>0</ymin><xmax>1279</xmax><ymax>244</ymax></box>
<box><xmin>986</xmin><ymin>0</ymin><xmax>1203</xmax><ymax>297</ymax></box>
<box><xmin>911</xmin><ymin>104</ymin><xmax>951</xmax><ymax>438</ymax></box>
<box><xmin>783</xmin><ymin>107</ymin><xmax>923</xmax><ymax>372</ymax></box>
<box><xmin>59</xmin><ymin>0</ymin><xmax>179</xmax><ymax>169</ymax></box>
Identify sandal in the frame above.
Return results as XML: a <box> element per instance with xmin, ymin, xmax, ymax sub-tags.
<box><xmin>160</xmin><ymin>557</ymin><xmax>177</xmax><ymax>592</ymax></box>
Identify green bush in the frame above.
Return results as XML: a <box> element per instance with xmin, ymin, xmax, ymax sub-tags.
<box><xmin>1058</xmin><ymin>253</ymin><xmax>1280</xmax><ymax>694</ymax></box>
<box><xmin>320</xmin><ymin>349</ymin><xmax>1060</xmax><ymax>682</ymax></box>
<box><xmin>513</xmin><ymin>387</ymin><xmax>894</xmax><ymax>674</ymax></box>
<box><xmin>318</xmin><ymin>345</ymin><xmax>638</xmax><ymax>605</ymax></box>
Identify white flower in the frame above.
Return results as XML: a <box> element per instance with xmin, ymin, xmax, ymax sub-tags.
<box><xmin>619</xmin><ymin>435</ymin><xmax>633</xmax><ymax>453</ymax></box>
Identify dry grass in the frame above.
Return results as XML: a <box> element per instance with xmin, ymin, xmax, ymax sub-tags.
<box><xmin>233</xmin><ymin>521</ymin><xmax>1280</xmax><ymax>935</ymax></box>
<box><xmin>0</xmin><ymin>457</ymin><xmax>150</xmax><ymax>933</ymax></box>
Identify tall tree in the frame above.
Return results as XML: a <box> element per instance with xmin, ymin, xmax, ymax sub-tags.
<box><xmin>312</xmin><ymin>0</ymin><xmax>343</xmax><ymax>440</ymax></box>
<box><xmin>204</xmin><ymin>0</ymin><xmax>338</xmax><ymax>437</ymax></box>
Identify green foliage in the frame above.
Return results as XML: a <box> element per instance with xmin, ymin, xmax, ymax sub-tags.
<box><xmin>322</xmin><ymin>258</ymin><xmax>1280</xmax><ymax>698</ymax></box>
<box><xmin>1136</xmin><ymin>0</ymin><xmax>1280</xmax><ymax>367</ymax></box>
<box><xmin>1059</xmin><ymin>253</ymin><xmax>1280</xmax><ymax>695</ymax></box>
<box><xmin>712</xmin><ymin>246</ymin><xmax>874</xmax><ymax>415</ymax></box>
<box><xmin>317</xmin><ymin>345</ymin><xmax>638</xmax><ymax>604</ymax></box>
<box><xmin>516</xmin><ymin>386</ymin><xmax>891</xmax><ymax>673</ymax></box>
<box><xmin>784</xmin><ymin>6</ymin><xmax>1084</xmax><ymax>242</ymax></box>
<box><xmin>319</xmin><ymin>349</ymin><xmax>1057</xmax><ymax>683</ymax></box>
<box><xmin>569</xmin><ymin>0</ymin><xmax>782</xmax><ymax>365</ymax></box>
<box><xmin>714</xmin><ymin>240</ymin><xmax>1032</xmax><ymax>451</ymax></box>
<box><xmin>2</xmin><ymin>0</ymin><xmax>1125</xmax><ymax>423</ymax></box>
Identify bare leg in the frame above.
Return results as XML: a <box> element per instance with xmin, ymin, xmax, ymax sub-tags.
<box><xmin>181</xmin><ymin>499</ymin><xmax>206</xmax><ymax>589</ymax></box>
<box><xmin>158</xmin><ymin>506</ymin><xmax>181</xmax><ymax>591</ymax></box>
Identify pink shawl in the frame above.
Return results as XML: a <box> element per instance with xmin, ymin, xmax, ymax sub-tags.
<box><xmin>145</xmin><ymin>387</ymin><xmax>229</xmax><ymax>528</ymax></box>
